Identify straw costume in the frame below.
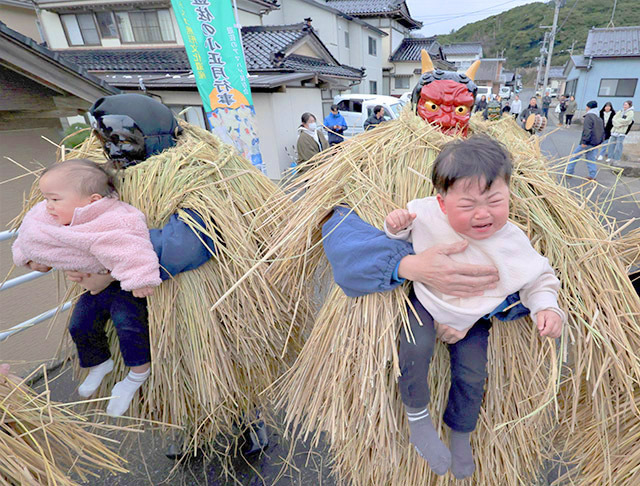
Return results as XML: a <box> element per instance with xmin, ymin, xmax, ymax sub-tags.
<box><xmin>265</xmin><ymin>52</ymin><xmax>640</xmax><ymax>485</ymax></box>
<box><xmin>13</xmin><ymin>94</ymin><xmax>308</xmax><ymax>456</ymax></box>
<box><xmin>0</xmin><ymin>364</ymin><xmax>126</xmax><ymax>485</ymax></box>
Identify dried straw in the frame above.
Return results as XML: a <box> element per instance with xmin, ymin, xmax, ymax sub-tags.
<box><xmin>11</xmin><ymin>123</ymin><xmax>311</xmax><ymax>456</ymax></box>
<box><xmin>0</xmin><ymin>366</ymin><xmax>126</xmax><ymax>485</ymax></box>
<box><xmin>262</xmin><ymin>109</ymin><xmax>640</xmax><ymax>485</ymax></box>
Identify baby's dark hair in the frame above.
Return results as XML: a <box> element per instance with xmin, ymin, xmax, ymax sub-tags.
<box><xmin>42</xmin><ymin>159</ymin><xmax>117</xmax><ymax>197</ymax></box>
<box><xmin>431</xmin><ymin>135</ymin><xmax>512</xmax><ymax>194</ymax></box>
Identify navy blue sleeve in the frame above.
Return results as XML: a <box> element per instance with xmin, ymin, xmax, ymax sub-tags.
<box><xmin>322</xmin><ymin>206</ymin><xmax>414</xmax><ymax>297</ymax></box>
<box><xmin>149</xmin><ymin>209</ymin><xmax>215</xmax><ymax>280</ymax></box>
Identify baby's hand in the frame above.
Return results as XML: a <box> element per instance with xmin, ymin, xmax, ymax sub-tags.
<box><xmin>132</xmin><ymin>286</ymin><xmax>155</xmax><ymax>298</ymax></box>
<box><xmin>536</xmin><ymin>310</ymin><xmax>563</xmax><ymax>339</ymax></box>
<box><xmin>27</xmin><ymin>261</ymin><xmax>52</xmax><ymax>273</ymax></box>
<box><xmin>385</xmin><ymin>209</ymin><xmax>416</xmax><ymax>235</ymax></box>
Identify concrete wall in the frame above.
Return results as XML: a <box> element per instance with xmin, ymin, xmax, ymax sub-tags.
<box><xmin>0</xmin><ymin>128</ymin><xmax>70</xmax><ymax>377</ymax></box>
<box><xmin>253</xmin><ymin>87</ymin><xmax>323</xmax><ymax>179</ymax></box>
<box><xmin>0</xmin><ymin>5</ymin><xmax>41</xmax><ymax>42</ymax></box>
<box><xmin>389</xmin><ymin>62</ymin><xmax>418</xmax><ymax>96</ymax></box>
<box><xmin>566</xmin><ymin>58</ymin><xmax>640</xmax><ymax>121</ymax></box>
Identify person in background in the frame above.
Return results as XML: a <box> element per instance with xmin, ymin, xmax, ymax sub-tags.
<box><xmin>364</xmin><ymin>105</ymin><xmax>386</xmax><ymax>131</ymax></box>
<box><xmin>323</xmin><ymin>104</ymin><xmax>348</xmax><ymax>146</ymax></box>
<box><xmin>519</xmin><ymin>97</ymin><xmax>542</xmax><ymax>134</ymax></box>
<box><xmin>557</xmin><ymin>95</ymin><xmax>567</xmax><ymax>126</ymax></box>
<box><xmin>565</xmin><ymin>100</ymin><xmax>604</xmax><ymax>180</ymax></box>
<box><xmin>542</xmin><ymin>91</ymin><xmax>552</xmax><ymax>118</ymax></box>
<box><xmin>597</xmin><ymin>102</ymin><xmax>615</xmax><ymax>161</ymax></box>
<box><xmin>297</xmin><ymin>112</ymin><xmax>329</xmax><ymax>165</ymax></box>
<box><xmin>564</xmin><ymin>96</ymin><xmax>577</xmax><ymax>126</ymax></box>
<box><xmin>510</xmin><ymin>95</ymin><xmax>522</xmax><ymax>121</ymax></box>
<box><xmin>607</xmin><ymin>100</ymin><xmax>634</xmax><ymax>162</ymax></box>
<box><xmin>473</xmin><ymin>95</ymin><xmax>487</xmax><ymax>114</ymax></box>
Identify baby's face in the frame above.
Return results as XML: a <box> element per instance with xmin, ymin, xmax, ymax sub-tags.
<box><xmin>39</xmin><ymin>170</ymin><xmax>96</xmax><ymax>225</ymax></box>
<box><xmin>437</xmin><ymin>176</ymin><xmax>510</xmax><ymax>240</ymax></box>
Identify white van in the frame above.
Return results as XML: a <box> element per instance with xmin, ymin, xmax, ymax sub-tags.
<box><xmin>333</xmin><ymin>94</ymin><xmax>405</xmax><ymax>138</ymax></box>
<box><xmin>498</xmin><ymin>86</ymin><xmax>512</xmax><ymax>100</ymax></box>
<box><xmin>475</xmin><ymin>86</ymin><xmax>492</xmax><ymax>102</ymax></box>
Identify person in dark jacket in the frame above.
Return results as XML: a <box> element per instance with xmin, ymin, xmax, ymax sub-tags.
<box><xmin>597</xmin><ymin>102</ymin><xmax>615</xmax><ymax>160</ymax></box>
<box><xmin>323</xmin><ymin>104</ymin><xmax>348</xmax><ymax>146</ymax></box>
<box><xmin>519</xmin><ymin>97</ymin><xmax>542</xmax><ymax>134</ymax></box>
<box><xmin>566</xmin><ymin>100</ymin><xmax>605</xmax><ymax>180</ymax></box>
<box><xmin>364</xmin><ymin>105</ymin><xmax>386</xmax><ymax>131</ymax></box>
<box><xmin>473</xmin><ymin>95</ymin><xmax>487</xmax><ymax>113</ymax></box>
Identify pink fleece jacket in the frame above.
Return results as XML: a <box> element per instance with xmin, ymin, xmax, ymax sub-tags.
<box><xmin>12</xmin><ymin>198</ymin><xmax>161</xmax><ymax>291</ymax></box>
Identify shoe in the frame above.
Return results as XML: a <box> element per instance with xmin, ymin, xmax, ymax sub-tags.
<box><xmin>597</xmin><ymin>155</ymin><xmax>603</xmax><ymax>161</ymax></box>
<box><xmin>165</xmin><ymin>443</ymin><xmax>185</xmax><ymax>461</ymax></box>
<box><xmin>606</xmin><ymin>158</ymin><xmax>611</xmax><ymax>162</ymax></box>
<box><xmin>240</xmin><ymin>421</ymin><xmax>269</xmax><ymax>457</ymax></box>
<box><xmin>587</xmin><ymin>177</ymin><xmax>595</xmax><ymax>181</ymax></box>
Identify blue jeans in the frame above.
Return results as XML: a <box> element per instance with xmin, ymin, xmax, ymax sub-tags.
<box><xmin>598</xmin><ymin>139</ymin><xmax>611</xmax><ymax>158</ymax></box>
<box><xmin>542</xmin><ymin>107</ymin><xmax>550</xmax><ymax>118</ymax></box>
<box><xmin>566</xmin><ymin>144</ymin><xmax>598</xmax><ymax>178</ymax></box>
<box><xmin>398</xmin><ymin>290</ymin><xmax>491</xmax><ymax>433</ymax></box>
<box><xmin>69</xmin><ymin>282</ymin><xmax>151</xmax><ymax>368</ymax></box>
<box><xmin>608</xmin><ymin>134</ymin><xmax>626</xmax><ymax>160</ymax></box>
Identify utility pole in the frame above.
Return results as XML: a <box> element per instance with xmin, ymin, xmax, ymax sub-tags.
<box><xmin>535</xmin><ymin>32</ymin><xmax>548</xmax><ymax>93</ymax></box>
<box><xmin>542</xmin><ymin>0</ymin><xmax>563</xmax><ymax>95</ymax></box>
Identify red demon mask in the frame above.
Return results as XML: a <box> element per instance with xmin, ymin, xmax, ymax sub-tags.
<box><xmin>411</xmin><ymin>51</ymin><xmax>480</xmax><ymax>137</ymax></box>
<box><xmin>416</xmin><ymin>80</ymin><xmax>475</xmax><ymax>136</ymax></box>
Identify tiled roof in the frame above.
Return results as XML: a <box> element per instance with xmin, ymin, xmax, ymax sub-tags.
<box><xmin>584</xmin><ymin>26</ymin><xmax>640</xmax><ymax>57</ymax></box>
<box><xmin>547</xmin><ymin>66</ymin><xmax>565</xmax><ymax>79</ymax></box>
<box><xmin>474</xmin><ymin>59</ymin><xmax>502</xmax><ymax>82</ymax></box>
<box><xmin>390</xmin><ymin>37</ymin><xmax>441</xmax><ymax>62</ymax></box>
<box><xmin>0</xmin><ymin>0</ymin><xmax>34</xmax><ymax>8</ymax></box>
<box><xmin>442</xmin><ymin>43</ymin><xmax>482</xmax><ymax>56</ymax></box>
<box><xmin>57</xmin><ymin>25</ymin><xmax>363</xmax><ymax>80</ymax></box>
<box><xmin>326</xmin><ymin>0</ymin><xmax>421</xmax><ymax>29</ymax></box>
<box><xmin>0</xmin><ymin>20</ymin><xmax>118</xmax><ymax>94</ymax></box>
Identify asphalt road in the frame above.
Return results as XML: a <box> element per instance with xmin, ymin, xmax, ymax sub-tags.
<box><xmin>31</xmin><ymin>98</ymin><xmax>639</xmax><ymax>485</ymax></box>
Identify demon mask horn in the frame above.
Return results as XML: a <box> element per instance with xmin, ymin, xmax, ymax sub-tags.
<box><xmin>421</xmin><ymin>49</ymin><xmax>435</xmax><ymax>74</ymax></box>
<box><xmin>465</xmin><ymin>60</ymin><xmax>481</xmax><ymax>81</ymax></box>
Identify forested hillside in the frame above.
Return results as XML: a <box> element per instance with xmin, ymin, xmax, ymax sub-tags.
<box><xmin>437</xmin><ymin>0</ymin><xmax>640</xmax><ymax>68</ymax></box>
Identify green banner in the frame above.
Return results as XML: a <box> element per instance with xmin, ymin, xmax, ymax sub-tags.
<box><xmin>171</xmin><ymin>0</ymin><xmax>263</xmax><ymax>171</ymax></box>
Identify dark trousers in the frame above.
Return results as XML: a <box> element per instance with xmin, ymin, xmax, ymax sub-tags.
<box><xmin>69</xmin><ymin>282</ymin><xmax>151</xmax><ymax>368</ymax></box>
<box><xmin>542</xmin><ymin>107</ymin><xmax>549</xmax><ymax>118</ymax></box>
<box><xmin>565</xmin><ymin>114</ymin><xmax>574</xmax><ymax>125</ymax></box>
<box><xmin>398</xmin><ymin>290</ymin><xmax>491</xmax><ymax>433</ymax></box>
<box><xmin>558</xmin><ymin>112</ymin><xmax>565</xmax><ymax>124</ymax></box>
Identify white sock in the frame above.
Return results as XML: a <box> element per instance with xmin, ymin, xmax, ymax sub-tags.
<box><xmin>106</xmin><ymin>368</ymin><xmax>150</xmax><ymax>417</ymax></box>
<box><xmin>77</xmin><ymin>359</ymin><xmax>114</xmax><ymax>398</ymax></box>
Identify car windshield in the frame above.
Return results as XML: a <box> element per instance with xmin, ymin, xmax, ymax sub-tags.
<box><xmin>390</xmin><ymin>103</ymin><xmax>403</xmax><ymax>116</ymax></box>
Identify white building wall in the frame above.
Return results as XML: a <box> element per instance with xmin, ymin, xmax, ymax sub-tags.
<box><xmin>389</xmin><ymin>62</ymin><xmax>419</xmax><ymax>96</ymax></box>
<box><xmin>40</xmin><ymin>9</ymin><xmax>67</xmax><ymax>48</ymax></box>
<box><xmin>237</xmin><ymin>9</ymin><xmax>261</xmax><ymax>26</ymax></box>
<box><xmin>253</xmin><ymin>87</ymin><xmax>323</xmax><ymax>179</ymax></box>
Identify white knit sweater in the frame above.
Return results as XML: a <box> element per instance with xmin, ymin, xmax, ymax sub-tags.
<box><xmin>384</xmin><ymin>197</ymin><xmax>565</xmax><ymax>331</ymax></box>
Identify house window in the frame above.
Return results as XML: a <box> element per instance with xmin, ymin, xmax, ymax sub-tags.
<box><xmin>368</xmin><ymin>36</ymin><xmax>377</xmax><ymax>56</ymax></box>
<box><xmin>369</xmin><ymin>80</ymin><xmax>378</xmax><ymax>94</ymax></box>
<box><xmin>598</xmin><ymin>78</ymin><xmax>637</xmax><ymax>97</ymax></box>
<box><xmin>115</xmin><ymin>9</ymin><xmax>175</xmax><ymax>43</ymax></box>
<box><xmin>344</xmin><ymin>31</ymin><xmax>350</xmax><ymax>48</ymax></box>
<box><xmin>170</xmin><ymin>106</ymin><xmax>207</xmax><ymax>130</ymax></box>
<box><xmin>565</xmin><ymin>78</ymin><xmax>577</xmax><ymax>97</ymax></box>
<box><xmin>394</xmin><ymin>77</ymin><xmax>410</xmax><ymax>89</ymax></box>
<box><xmin>95</xmin><ymin>12</ymin><xmax>117</xmax><ymax>38</ymax></box>
<box><xmin>61</xmin><ymin>13</ymin><xmax>100</xmax><ymax>46</ymax></box>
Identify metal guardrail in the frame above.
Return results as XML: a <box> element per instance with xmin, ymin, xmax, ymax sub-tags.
<box><xmin>0</xmin><ymin>229</ymin><xmax>71</xmax><ymax>343</ymax></box>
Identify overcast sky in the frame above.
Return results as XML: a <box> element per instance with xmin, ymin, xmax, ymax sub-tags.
<box><xmin>406</xmin><ymin>0</ymin><xmax>544</xmax><ymax>36</ymax></box>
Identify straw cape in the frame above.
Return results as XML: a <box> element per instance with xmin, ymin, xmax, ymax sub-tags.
<box><xmin>264</xmin><ymin>108</ymin><xmax>640</xmax><ymax>485</ymax></box>
<box><xmin>0</xmin><ymin>365</ymin><xmax>126</xmax><ymax>485</ymax></box>
<box><xmin>12</xmin><ymin>123</ymin><xmax>310</xmax><ymax>455</ymax></box>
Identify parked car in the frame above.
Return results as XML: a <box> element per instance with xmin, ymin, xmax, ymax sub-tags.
<box><xmin>498</xmin><ymin>86</ymin><xmax>512</xmax><ymax>100</ymax></box>
<box><xmin>333</xmin><ymin>94</ymin><xmax>404</xmax><ymax>138</ymax></box>
<box><xmin>475</xmin><ymin>85</ymin><xmax>492</xmax><ymax>102</ymax></box>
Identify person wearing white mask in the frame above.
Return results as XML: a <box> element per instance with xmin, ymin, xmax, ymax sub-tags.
<box><xmin>297</xmin><ymin>112</ymin><xmax>329</xmax><ymax>166</ymax></box>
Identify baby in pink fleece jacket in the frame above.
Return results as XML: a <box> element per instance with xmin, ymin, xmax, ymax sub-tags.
<box><xmin>12</xmin><ymin>159</ymin><xmax>160</xmax><ymax>417</ymax></box>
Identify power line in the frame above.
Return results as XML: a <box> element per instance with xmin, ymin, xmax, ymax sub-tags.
<box><xmin>413</xmin><ymin>0</ymin><xmax>523</xmax><ymax>26</ymax></box>
<box><xmin>608</xmin><ymin>0</ymin><xmax>618</xmax><ymax>27</ymax></box>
